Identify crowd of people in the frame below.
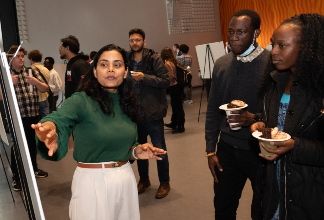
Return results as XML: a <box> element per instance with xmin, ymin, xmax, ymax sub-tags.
<box><xmin>3</xmin><ymin>9</ymin><xmax>324</xmax><ymax>220</ymax></box>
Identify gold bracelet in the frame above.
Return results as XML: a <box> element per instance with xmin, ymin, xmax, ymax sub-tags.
<box><xmin>132</xmin><ymin>146</ymin><xmax>139</xmax><ymax>160</ymax></box>
<box><xmin>206</xmin><ymin>152</ymin><xmax>216</xmax><ymax>157</ymax></box>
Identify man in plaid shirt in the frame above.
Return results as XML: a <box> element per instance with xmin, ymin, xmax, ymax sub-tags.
<box><xmin>7</xmin><ymin>45</ymin><xmax>49</xmax><ymax>191</ymax></box>
<box><xmin>176</xmin><ymin>44</ymin><xmax>193</xmax><ymax>104</ymax></box>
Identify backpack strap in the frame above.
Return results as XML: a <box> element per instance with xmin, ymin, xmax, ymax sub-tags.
<box><xmin>33</xmin><ymin>66</ymin><xmax>52</xmax><ymax>95</ymax></box>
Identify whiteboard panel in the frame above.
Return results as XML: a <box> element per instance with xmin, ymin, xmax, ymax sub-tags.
<box><xmin>0</xmin><ymin>50</ymin><xmax>45</xmax><ymax>220</ymax></box>
<box><xmin>195</xmin><ymin>41</ymin><xmax>225</xmax><ymax>79</ymax></box>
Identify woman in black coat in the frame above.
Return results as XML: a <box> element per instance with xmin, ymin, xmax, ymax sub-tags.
<box><xmin>251</xmin><ymin>14</ymin><xmax>324</xmax><ymax>220</ymax></box>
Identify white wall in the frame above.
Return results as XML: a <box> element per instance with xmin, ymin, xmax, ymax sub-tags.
<box><xmin>23</xmin><ymin>0</ymin><xmax>222</xmax><ymax>86</ymax></box>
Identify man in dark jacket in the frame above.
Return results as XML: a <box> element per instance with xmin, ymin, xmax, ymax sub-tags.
<box><xmin>205</xmin><ymin>10</ymin><xmax>272</xmax><ymax>220</ymax></box>
<box><xmin>127</xmin><ymin>28</ymin><xmax>171</xmax><ymax>199</ymax></box>
<box><xmin>59</xmin><ymin>35</ymin><xmax>89</xmax><ymax>98</ymax></box>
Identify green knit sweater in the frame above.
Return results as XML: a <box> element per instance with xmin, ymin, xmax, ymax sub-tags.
<box><xmin>38</xmin><ymin>92</ymin><xmax>138</xmax><ymax>162</ymax></box>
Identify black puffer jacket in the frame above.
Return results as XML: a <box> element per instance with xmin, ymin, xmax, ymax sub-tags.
<box><xmin>258</xmin><ymin>70</ymin><xmax>324</xmax><ymax>220</ymax></box>
<box><xmin>127</xmin><ymin>48</ymin><xmax>169</xmax><ymax>120</ymax></box>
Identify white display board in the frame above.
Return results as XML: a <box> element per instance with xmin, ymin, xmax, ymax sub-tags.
<box><xmin>0</xmin><ymin>50</ymin><xmax>45</xmax><ymax>220</ymax></box>
<box><xmin>195</xmin><ymin>41</ymin><xmax>226</xmax><ymax>79</ymax></box>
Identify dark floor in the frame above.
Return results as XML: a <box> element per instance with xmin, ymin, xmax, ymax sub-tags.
<box><xmin>0</xmin><ymin>88</ymin><xmax>252</xmax><ymax>220</ymax></box>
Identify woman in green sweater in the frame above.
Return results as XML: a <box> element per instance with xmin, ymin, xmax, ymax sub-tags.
<box><xmin>32</xmin><ymin>44</ymin><xmax>166</xmax><ymax>220</ymax></box>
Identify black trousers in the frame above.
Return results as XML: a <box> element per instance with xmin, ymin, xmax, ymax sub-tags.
<box><xmin>48</xmin><ymin>95</ymin><xmax>59</xmax><ymax>113</ymax></box>
<box><xmin>169</xmin><ymin>85</ymin><xmax>185</xmax><ymax>128</ymax></box>
<box><xmin>213</xmin><ymin>140</ymin><xmax>261</xmax><ymax>220</ymax></box>
<box><xmin>11</xmin><ymin>116</ymin><xmax>40</xmax><ymax>181</ymax></box>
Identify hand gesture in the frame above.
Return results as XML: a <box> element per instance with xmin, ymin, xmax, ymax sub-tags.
<box><xmin>134</xmin><ymin>143</ymin><xmax>167</xmax><ymax>160</ymax></box>
<box><xmin>130</xmin><ymin>71</ymin><xmax>144</xmax><ymax>81</ymax></box>
<box><xmin>207</xmin><ymin>154</ymin><xmax>223</xmax><ymax>183</ymax></box>
<box><xmin>31</xmin><ymin>121</ymin><xmax>58</xmax><ymax>156</ymax></box>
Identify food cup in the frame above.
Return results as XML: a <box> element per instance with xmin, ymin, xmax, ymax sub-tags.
<box><xmin>219</xmin><ymin>103</ymin><xmax>248</xmax><ymax>131</ymax></box>
<box><xmin>224</xmin><ymin>110</ymin><xmax>241</xmax><ymax>130</ymax></box>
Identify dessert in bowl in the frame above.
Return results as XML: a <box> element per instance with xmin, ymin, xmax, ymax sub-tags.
<box><xmin>252</xmin><ymin>127</ymin><xmax>291</xmax><ymax>157</ymax></box>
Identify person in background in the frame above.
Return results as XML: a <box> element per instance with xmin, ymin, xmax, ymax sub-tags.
<box><xmin>161</xmin><ymin>47</ymin><xmax>185</xmax><ymax>133</ymax></box>
<box><xmin>32</xmin><ymin>44</ymin><xmax>166</xmax><ymax>220</ymax></box>
<box><xmin>59</xmin><ymin>35</ymin><xmax>90</xmax><ymax>99</ymax></box>
<box><xmin>89</xmin><ymin>51</ymin><xmax>97</xmax><ymax>64</ymax></box>
<box><xmin>172</xmin><ymin>43</ymin><xmax>182</xmax><ymax>57</ymax></box>
<box><xmin>205</xmin><ymin>9</ymin><xmax>272</xmax><ymax>220</ymax></box>
<box><xmin>7</xmin><ymin>45</ymin><xmax>49</xmax><ymax>191</ymax></box>
<box><xmin>251</xmin><ymin>13</ymin><xmax>324</xmax><ymax>220</ymax></box>
<box><xmin>43</xmin><ymin>57</ymin><xmax>63</xmax><ymax>112</ymax></box>
<box><xmin>177</xmin><ymin>44</ymin><xmax>193</xmax><ymax>104</ymax></box>
<box><xmin>127</xmin><ymin>28</ymin><xmax>171</xmax><ymax>199</ymax></box>
<box><xmin>28</xmin><ymin>50</ymin><xmax>51</xmax><ymax>118</ymax></box>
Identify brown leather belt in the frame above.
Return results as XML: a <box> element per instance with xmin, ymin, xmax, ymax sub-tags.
<box><xmin>77</xmin><ymin>161</ymin><xmax>128</xmax><ymax>168</ymax></box>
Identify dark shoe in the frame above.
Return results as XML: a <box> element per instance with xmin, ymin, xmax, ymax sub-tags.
<box><xmin>155</xmin><ymin>182</ymin><xmax>170</xmax><ymax>199</ymax></box>
<box><xmin>137</xmin><ymin>179</ymin><xmax>151</xmax><ymax>194</ymax></box>
<box><xmin>164</xmin><ymin>122</ymin><xmax>176</xmax><ymax>129</ymax></box>
<box><xmin>12</xmin><ymin>180</ymin><xmax>22</xmax><ymax>191</ymax></box>
<box><xmin>35</xmin><ymin>169</ymin><xmax>48</xmax><ymax>178</ymax></box>
<box><xmin>172</xmin><ymin>127</ymin><xmax>185</xmax><ymax>134</ymax></box>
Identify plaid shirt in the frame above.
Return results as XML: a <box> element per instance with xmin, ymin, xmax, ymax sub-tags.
<box><xmin>11</xmin><ymin>67</ymin><xmax>40</xmax><ymax>117</ymax></box>
<box><xmin>176</xmin><ymin>54</ymin><xmax>192</xmax><ymax>69</ymax></box>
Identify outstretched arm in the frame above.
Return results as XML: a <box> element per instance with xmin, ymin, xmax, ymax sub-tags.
<box><xmin>133</xmin><ymin>143</ymin><xmax>167</xmax><ymax>160</ymax></box>
<box><xmin>31</xmin><ymin>121</ymin><xmax>58</xmax><ymax>156</ymax></box>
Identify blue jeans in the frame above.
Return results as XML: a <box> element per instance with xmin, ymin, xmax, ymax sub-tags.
<box><xmin>39</xmin><ymin>100</ymin><xmax>49</xmax><ymax>118</ymax></box>
<box><xmin>136</xmin><ymin>119</ymin><xmax>170</xmax><ymax>183</ymax></box>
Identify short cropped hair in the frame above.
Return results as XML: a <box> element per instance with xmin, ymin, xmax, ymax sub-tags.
<box><xmin>233</xmin><ymin>9</ymin><xmax>261</xmax><ymax>30</ymax></box>
<box><xmin>179</xmin><ymin>44</ymin><xmax>189</xmax><ymax>54</ymax></box>
<box><xmin>61</xmin><ymin>35</ymin><xmax>80</xmax><ymax>54</ymax></box>
<box><xmin>44</xmin><ymin>57</ymin><xmax>55</xmax><ymax>65</ymax></box>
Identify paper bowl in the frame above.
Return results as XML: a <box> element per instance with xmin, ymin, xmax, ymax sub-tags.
<box><xmin>252</xmin><ymin>130</ymin><xmax>291</xmax><ymax>157</ymax></box>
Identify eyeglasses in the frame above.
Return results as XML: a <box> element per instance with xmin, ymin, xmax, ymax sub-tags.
<box><xmin>97</xmin><ymin>60</ymin><xmax>124</xmax><ymax>70</ymax></box>
<box><xmin>129</xmin><ymin>38</ymin><xmax>143</xmax><ymax>43</ymax></box>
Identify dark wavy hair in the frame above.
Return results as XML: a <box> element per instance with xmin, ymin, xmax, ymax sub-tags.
<box><xmin>78</xmin><ymin>44</ymin><xmax>142</xmax><ymax>122</ymax></box>
<box><xmin>28</xmin><ymin>50</ymin><xmax>43</xmax><ymax>62</ymax></box>
<box><xmin>282</xmin><ymin>13</ymin><xmax>324</xmax><ymax>97</ymax></box>
<box><xmin>161</xmin><ymin>47</ymin><xmax>177</xmax><ymax>66</ymax></box>
<box><xmin>129</xmin><ymin>28</ymin><xmax>145</xmax><ymax>40</ymax></box>
<box><xmin>61</xmin><ymin>35</ymin><xmax>80</xmax><ymax>54</ymax></box>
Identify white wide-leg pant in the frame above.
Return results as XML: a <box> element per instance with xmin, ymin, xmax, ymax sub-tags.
<box><xmin>69</xmin><ymin>162</ymin><xmax>140</xmax><ymax>220</ymax></box>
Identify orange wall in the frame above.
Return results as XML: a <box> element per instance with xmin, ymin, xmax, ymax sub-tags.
<box><xmin>219</xmin><ymin>0</ymin><xmax>324</xmax><ymax>47</ymax></box>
